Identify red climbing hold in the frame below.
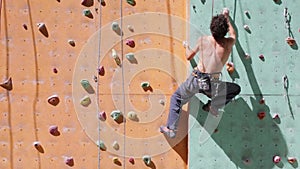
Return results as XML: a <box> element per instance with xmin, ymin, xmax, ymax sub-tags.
<box><xmin>98</xmin><ymin>111</ymin><xmax>106</xmax><ymax>121</ymax></box>
<box><xmin>257</xmin><ymin>112</ymin><xmax>265</xmax><ymax>119</ymax></box>
<box><xmin>273</xmin><ymin>155</ymin><xmax>281</xmax><ymax>163</ymax></box>
<box><xmin>129</xmin><ymin>157</ymin><xmax>135</xmax><ymax>164</ymax></box>
<box><xmin>53</xmin><ymin>68</ymin><xmax>58</xmax><ymax>74</ymax></box>
<box><xmin>259</xmin><ymin>54</ymin><xmax>265</xmax><ymax>61</ymax></box>
<box><xmin>48</xmin><ymin>95</ymin><xmax>60</xmax><ymax>106</ymax></box>
<box><xmin>49</xmin><ymin>125</ymin><xmax>60</xmax><ymax>136</ymax></box>
<box><xmin>286</xmin><ymin>37</ymin><xmax>296</xmax><ymax>46</ymax></box>
<box><xmin>126</xmin><ymin>39</ymin><xmax>135</xmax><ymax>48</ymax></box>
<box><xmin>98</xmin><ymin>66</ymin><xmax>105</xmax><ymax>76</ymax></box>
<box><xmin>257</xmin><ymin>111</ymin><xmax>265</xmax><ymax>120</ymax></box>
<box><xmin>259</xmin><ymin>98</ymin><xmax>265</xmax><ymax>104</ymax></box>
<box><xmin>65</xmin><ymin>157</ymin><xmax>74</xmax><ymax>167</ymax></box>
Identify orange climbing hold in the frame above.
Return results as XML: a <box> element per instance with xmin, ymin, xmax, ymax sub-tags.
<box><xmin>226</xmin><ymin>62</ymin><xmax>234</xmax><ymax>74</ymax></box>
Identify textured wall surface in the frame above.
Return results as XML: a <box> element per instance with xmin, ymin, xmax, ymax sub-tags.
<box><xmin>0</xmin><ymin>0</ymin><xmax>188</xmax><ymax>169</ymax></box>
<box><xmin>188</xmin><ymin>0</ymin><xmax>299</xmax><ymax>169</ymax></box>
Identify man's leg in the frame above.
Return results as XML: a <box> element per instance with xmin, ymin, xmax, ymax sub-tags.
<box><xmin>161</xmin><ymin>74</ymin><xmax>199</xmax><ymax>138</ymax></box>
<box><xmin>203</xmin><ymin>81</ymin><xmax>240</xmax><ymax>114</ymax></box>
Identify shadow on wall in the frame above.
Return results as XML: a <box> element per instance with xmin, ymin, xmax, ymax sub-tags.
<box><xmin>190</xmin><ymin>97</ymin><xmax>288</xmax><ymax>169</ymax></box>
<box><xmin>189</xmin><ymin>18</ymin><xmax>289</xmax><ymax>169</ymax></box>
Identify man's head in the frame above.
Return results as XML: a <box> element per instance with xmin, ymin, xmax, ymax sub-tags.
<box><xmin>210</xmin><ymin>14</ymin><xmax>229</xmax><ymax>40</ymax></box>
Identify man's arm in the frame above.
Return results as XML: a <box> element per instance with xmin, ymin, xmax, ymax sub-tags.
<box><xmin>223</xmin><ymin>8</ymin><xmax>236</xmax><ymax>45</ymax></box>
<box><xmin>183</xmin><ymin>37</ymin><xmax>203</xmax><ymax>60</ymax></box>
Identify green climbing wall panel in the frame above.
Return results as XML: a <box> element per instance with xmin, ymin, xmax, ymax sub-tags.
<box><xmin>188</xmin><ymin>0</ymin><xmax>299</xmax><ymax>169</ymax></box>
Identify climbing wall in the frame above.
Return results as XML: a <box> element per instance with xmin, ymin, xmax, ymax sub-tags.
<box><xmin>188</xmin><ymin>0</ymin><xmax>300</xmax><ymax>169</ymax></box>
<box><xmin>0</xmin><ymin>0</ymin><xmax>188</xmax><ymax>169</ymax></box>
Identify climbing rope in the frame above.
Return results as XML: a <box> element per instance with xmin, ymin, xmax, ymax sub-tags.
<box><xmin>211</xmin><ymin>0</ymin><xmax>214</xmax><ymax>17</ymax></box>
<box><xmin>119</xmin><ymin>0</ymin><xmax>127</xmax><ymax>168</ymax></box>
<box><xmin>96</xmin><ymin>1</ymin><xmax>103</xmax><ymax>169</ymax></box>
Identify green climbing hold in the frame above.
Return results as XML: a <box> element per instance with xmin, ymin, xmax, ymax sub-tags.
<box><xmin>83</xmin><ymin>9</ymin><xmax>92</xmax><ymax>16</ymax></box>
<box><xmin>81</xmin><ymin>79</ymin><xmax>95</xmax><ymax>94</ymax></box>
<box><xmin>142</xmin><ymin>155</ymin><xmax>151</xmax><ymax>165</ymax></box>
<box><xmin>80</xmin><ymin>96</ymin><xmax>91</xmax><ymax>107</ymax></box>
<box><xmin>112</xmin><ymin>141</ymin><xmax>120</xmax><ymax>150</ymax></box>
<box><xmin>96</xmin><ymin>140</ymin><xmax>107</xmax><ymax>151</ymax></box>
<box><xmin>141</xmin><ymin>81</ymin><xmax>150</xmax><ymax>88</ymax></box>
<box><xmin>126</xmin><ymin>0</ymin><xmax>136</xmax><ymax>6</ymax></box>
<box><xmin>110</xmin><ymin>110</ymin><xmax>122</xmax><ymax>121</ymax></box>
<box><xmin>125</xmin><ymin>53</ymin><xmax>135</xmax><ymax>61</ymax></box>
<box><xmin>127</xmin><ymin>111</ymin><xmax>138</xmax><ymax>121</ymax></box>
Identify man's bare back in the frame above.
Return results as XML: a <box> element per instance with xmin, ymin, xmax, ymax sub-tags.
<box><xmin>185</xmin><ymin>8</ymin><xmax>236</xmax><ymax>74</ymax></box>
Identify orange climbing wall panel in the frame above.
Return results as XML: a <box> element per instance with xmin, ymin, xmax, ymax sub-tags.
<box><xmin>0</xmin><ymin>0</ymin><xmax>187</xmax><ymax>169</ymax></box>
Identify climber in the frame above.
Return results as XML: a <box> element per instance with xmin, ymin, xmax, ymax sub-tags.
<box><xmin>160</xmin><ymin>8</ymin><xmax>241</xmax><ymax>138</ymax></box>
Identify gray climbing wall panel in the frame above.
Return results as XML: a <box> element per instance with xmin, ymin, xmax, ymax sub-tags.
<box><xmin>188</xmin><ymin>0</ymin><xmax>299</xmax><ymax>169</ymax></box>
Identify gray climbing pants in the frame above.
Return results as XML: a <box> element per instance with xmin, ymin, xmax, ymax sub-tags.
<box><xmin>166</xmin><ymin>69</ymin><xmax>241</xmax><ymax>130</ymax></box>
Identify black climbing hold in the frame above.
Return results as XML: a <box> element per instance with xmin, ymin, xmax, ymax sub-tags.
<box><xmin>0</xmin><ymin>77</ymin><xmax>13</xmax><ymax>91</ymax></box>
<box><xmin>126</xmin><ymin>0</ymin><xmax>136</xmax><ymax>6</ymax></box>
<box><xmin>37</xmin><ymin>23</ymin><xmax>49</xmax><ymax>38</ymax></box>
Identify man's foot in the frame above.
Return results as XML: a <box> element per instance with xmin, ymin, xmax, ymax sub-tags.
<box><xmin>159</xmin><ymin>126</ymin><xmax>176</xmax><ymax>138</ymax></box>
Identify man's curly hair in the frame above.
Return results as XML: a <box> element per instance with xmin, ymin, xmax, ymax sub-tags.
<box><xmin>210</xmin><ymin>14</ymin><xmax>229</xmax><ymax>40</ymax></box>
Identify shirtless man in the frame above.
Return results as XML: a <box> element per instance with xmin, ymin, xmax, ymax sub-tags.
<box><xmin>160</xmin><ymin>8</ymin><xmax>241</xmax><ymax>138</ymax></box>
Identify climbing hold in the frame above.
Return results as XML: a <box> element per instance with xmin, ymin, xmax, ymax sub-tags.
<box><xmin>80</xmin><ymin>79</ymin><xmax>95</xmax><ymax>94</ymax></box>
<box><xmin>244</xmin><ymin>10</ymin><xmax>251</xmax><ymax>19</ymax></box>
<box><xmin>242</xmin><ymin>157</ymin><xmax>251</xmax><ymax>165</ymax></box>
<box><xmin>142</xmin><ymin>155</ymin><xmax>151</xmax><ymax>165</ymax></box>
<box><xmin>81</xmin><ymin>0</ymin><xmax>94</xmax><ymax>7</ymax></box>
<box><xmin>64</xmin><ymin>157</ymin><xmax>74</xmax><ymax>167</ymax></box>
<box><xmin>111</xmin><ymin>22</ymin><xmax>122</xmax><ymax>35</ymax></box>
<box><xmin>244</xmin><ymin>53</ymin><xmax>250</xmax><ymax>59</ymax></box>
<box><xmin>127</xmin><ymin>25</ymin><xmax>134</xmax><ymax>32</ymax></box>
<box><xmin>259</xmin><ymin>98</ymin><xmax>265</xmax><ymax>104</ymax></box>
<box><xmin>37</xmin><ymin>23</ymin><xmax>49</xmax><ymax>37</ymax></box>
<box><xmin>110</xmin><ymin>110</ymin><xmax>122</xmax><ymax>121</ymax></box>
<box><xmin>53</xmin><ymin>68</ymin><xmax>58</xmax><ymax>74</ymax></box>
<box><xmin>257</xmin><ymin>111</ymin><xmax>266</xmax><ymax>120</ymax></box>
<box><xmin>273</xmin><ymin>155</ymin><xmax>281</xmax><ymax>163</ymax></box>
<box><xmin>288</xmin><ymin>157</ymin><xmax>297</xmax><ymax>164</ymax></box>
<box><xmin>23</xmin><ymin>24</ymin><xmax>28</xmax><ymax>30</ymax></box>
<box><xmin>96</xmin><ymin>140</ymin><xmax>107</xmax><ymax>151</ymax></box>
<box><xmin>226</xmin><ymin>62</ymin><xmax>234</xmax><ymax>74</ymax></box>
<box><xmin>0</xmin><ymin>77</ymin><xmax>13</xmax><ymax>91</ymax></box>
<box><xmin>80</xmin><ymin>96</ymin><xmax>91</xmax><ymax>107</ymax></box>
<box><xmin>272</xmin><ymin>113</ymin><xmax>281</xmax><ymax>124</ymax></box>
<box><xmin>259</xmin><ymin>54</ymin><xmax>265</xmax><ymax>61</ymax></box>
<box><xmin>98</xmin><ymin>66</ymin><xmax>105</xmax><ymax>76</ymax></box>
<box><xmin>100</xmin><ymin>0</ymin><xmax>106</xmax><ymax>6</ymax></box>
<box><xmin>33</xmin><ymin>141</ymin><xmax>44</xmax><ymax>153</ymax></box>
<box><xmin>141</xmin><ymin>81</ymin><xmax>150</xmax><ymax>89</ymax></box>
<box><xmin>112</xmin><ymin>141</ymin><xmax>120</xmax><ymax>150</ymax></box>
<box><xmin>93</xmin><ymin>75</ymin><xmax>98</xmax><ymax>83</ymax></box>
<box><xmin>192</xmin><ymin>5</ymin><xmax>196</xmax><ymax>13</ymax></box>
<box><xmin>113</xmin><ymin>157</ymin><xmax>119</xmax><ymax>163</ymax></box>
<box><xmin>127</xmin><ymin>111</ymin><xmax>138</xmax><ymax>121</ymax></box>
<box><xmin>243</xmin><ymin>25</ymin><xmax>251</xmax><ymax>33</ymax></box>
<box><xmin>159</xmin><ymin>99</ymin><xmax>165</xmax><ymax>105</ymax></box>
<box><xmin>126</xmin><ymin>53</ymin><xmax>135</xmax><ymax>61</ymax></box>
<box><xmin>83</xmin><ymin>9</ymin><xmax>93</xmax><ymax>19</ymax></box>
<box><xmin>112</xmin><ymin>49</ymin><xmax>121</xmax><ymax>66</ymax></box>
<box><xmin>49</xmin><ymin>125</ymin><xmax>60</xmax><ymax>136</ymax></box>
<box><xmin>68</xmin><ymin>39</ymin><xmax>76</xmax><ymax>47</ymax></box>
<box><xmin>126</xmin><ymin>0</ymin><xmax>136</xmax><ymax>6</ymax></box>
<box><xmin>129</xmin><ymin>157</ymin><xmax>135</xmax><ymax>164</ymax></box>
<box><xmin>283</xmin><ymin>75</ymin><xmax>289</xmax><ymax>89</ymax></box>
<box><xmin>126</xmin><ymin>39</ymin><xmax>135</xmax><ymax>48</ymax></box>
<box><xmin>98</xmin><ymin>111</ymin><xmax>106</xmax><ymax>121</ymax></box>
<box><xmin>47</xmin><ymin>95</ymin><xmax>60</xmax><ymax>106</ymax></box>
<box><xmin>286</xmin><ymin>37</ymin><xmax>296</xmax><ymax>46</ymax></box>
